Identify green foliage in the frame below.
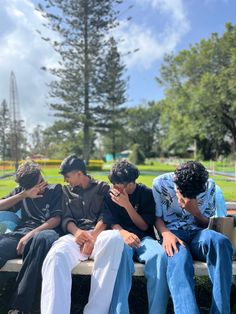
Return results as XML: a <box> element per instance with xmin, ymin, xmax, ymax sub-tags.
<box><xmin>126</xmin><ymin>101</ymin><xmax>162</xmax><ymax>157</ymax></box>
<box><xmin>129</xmin><ymin>144</ymin><xmax>145</xmax><ymax>165</ymax></box>
<box><xmin>96</xmin><ymin>37</ymin><xmax>128</xmax><ymax>160</ymax></box>
<box><xmin>157</xmin><ymin>23</ymin><xmax>236</xmax><ymax>159</ymax></box>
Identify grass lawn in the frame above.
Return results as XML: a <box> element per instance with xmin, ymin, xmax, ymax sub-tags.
<box><xmin>0</xmin><ymin>164</ymin><xmax>235</xmax><ymax>201</ymax></box>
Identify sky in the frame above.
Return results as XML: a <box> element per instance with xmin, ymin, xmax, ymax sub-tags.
<box><xmin>0</xmin><ymin>0</ymin><xmax>236</xmax><ymax>132</ymax></box>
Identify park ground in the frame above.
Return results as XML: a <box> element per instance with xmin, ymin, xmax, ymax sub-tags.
<box><xmin>0</xmin><ymin>161</ymin><xmax>236</xmax><ymax>201</ymax></box>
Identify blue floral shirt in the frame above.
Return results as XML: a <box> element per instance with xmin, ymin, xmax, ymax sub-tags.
<box><xmin>152</xmin><ymin>173</ymin><xmax>226</xmax><ymax>231</ymax></box>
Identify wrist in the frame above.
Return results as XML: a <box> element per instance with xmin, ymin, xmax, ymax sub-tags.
<box><xmin>161</xmin><ymin>230</ymin><xmax>171</xmax><ymax>237</ymax></box>
<box><xmin>19</xmin><ymin>190</ymin><xmax>27</xmax><ymax>200</ymax></box>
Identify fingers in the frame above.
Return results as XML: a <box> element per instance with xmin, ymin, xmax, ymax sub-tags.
<box><xmin>81</xmin><ymin>241</ymin><xmax>94</xmax><ymax>256</ymax></box>
<box><xmin>75</xmin><ymin>231</ymin><xmax>94</xmax><ymax>245</ymax></box>
<box><xmin>177</xmin><ymin>237</ymin><xmax>185</xmax><ymax>247</ymax></box>
<box><xmin>126</xmin><ymin>234</ymin><xmax>140</xmax><ymax>248</ymax></box>
<box><xmin>163</xmin><ymin>243</ymin><xmax>174</xmax><ymax>257</ymax></box>
<box><xmin>16</xmin><ymin>241</ymin><xmax>24</xmax><ymax>255</ymax></box>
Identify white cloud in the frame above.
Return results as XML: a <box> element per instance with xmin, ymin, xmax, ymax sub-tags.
<box><xmin>0</xmin><ymin>0</ymin><xmax>190</xmax><ymax>133</ymax></box>
<box><xmin>0</xmin><ymin>0</ymin><xmax>59</xmax><ymax>131</ymax></box>
<box><xmin>115</xmin><ymin>0</ymin><xmax>190</xmax><ymax>69</ymax></box>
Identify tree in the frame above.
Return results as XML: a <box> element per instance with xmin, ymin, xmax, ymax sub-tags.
<box><xmin>126</xmin><ymin>101</ymin><xmax>162</xmax><ymax>157</ymax></box>
<box><xmin>37</xmin><ymin>0</ymin><xmax>124</xmax><ymax>162</ymax></box>
<box><xmin>96</xmin><ymin>37</ymin><xmax>128</xmax><ymax>160</ymax></box>
<box><xmin>0</xmin><ymin>99</ymin><xmax>11</xmax><ymax>160</ymax></box>
<box><xmin>157</xmin><ymin>23</ymin><xmax>236</xmax><ymax>159</ymax></box>
<box><xmin>129</xmin><ymin>144</ymin><xmax>145</xmax><ymax>165</ymax></box>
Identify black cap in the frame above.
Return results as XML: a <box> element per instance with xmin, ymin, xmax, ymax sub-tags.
<box><xmin>59</xmin><ymin>155</ymin><xmax>86</xmax><ymax>175</ymax></box>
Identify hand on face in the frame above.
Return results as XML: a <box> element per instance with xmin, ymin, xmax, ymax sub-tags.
<box><xmin>24</xmin><ymin>181</ymin><xmax>48</xmax><ymax>199</ymax></box>
<box><xmin>176</xmin><ymin>189</ymin><xmax>199</xmax><ymax>216</ymax></box>
<box><xmin>110</xmin><ymin>187</ymin><xmax>130</xmax><ymax>209</ymax></box>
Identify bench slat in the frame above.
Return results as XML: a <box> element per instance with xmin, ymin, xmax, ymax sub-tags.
<box><xmin>1</xmin><ymin>258</ymin><xmax>236</xmax><ymax>277</ymax></box>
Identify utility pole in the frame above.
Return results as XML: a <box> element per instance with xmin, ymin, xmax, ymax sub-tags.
<box><xmin>9</xmin><ymin>71</ymin><xmax>21</xmax><ymax>171</ymax></box>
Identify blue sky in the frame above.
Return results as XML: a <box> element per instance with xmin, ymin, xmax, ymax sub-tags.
<box><xmin>0</xmin><ymin>0</ymin><xmax>235</xmax><ymax>130</ymax></box>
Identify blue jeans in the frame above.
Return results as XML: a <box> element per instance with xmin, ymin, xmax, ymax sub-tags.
<box><xmin>109</xmin><ymin>236</ymin><xmax>169</xmax><ymax>314</ymax></box>
<box><xmin>168</xmin><ymin>229</ymin><xmax>233</xmax><ymax>314</ymax></box>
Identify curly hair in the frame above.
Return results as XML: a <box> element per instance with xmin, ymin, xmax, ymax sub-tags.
<box><xmin>109</xmin><ymin>160</ymin><xmax>140</xmax><ymax>184</ymax></box>
<box><xmin>15</xmin><ymin>161</ymin><xmax>41</xmax><ymax>189</ymax></box>
<box><xmin>173</xmin><ymin>161</ymin><xmax>209</xmax><ymax>199</ymax></box>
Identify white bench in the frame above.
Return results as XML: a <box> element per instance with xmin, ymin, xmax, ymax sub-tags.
<box><xmin>1</xmin><ymin>258</ymin><xmax>236</xmax><ymax>279</ymax></box>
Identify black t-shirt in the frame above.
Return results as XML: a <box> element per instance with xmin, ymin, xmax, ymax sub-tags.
<box><xmin>61</xmin><ymin>180</ymin><xmax>110</xmax><ymax>233</ymax></box>
<box><xmin>4</xmin><ymin>184</ymin><xmax>62</xmax><ymax>230</ymax></box>
<box><xmin>103</xmin><ymin>183</ymin><xmax>156</xmax><ymax>240</ymax></box>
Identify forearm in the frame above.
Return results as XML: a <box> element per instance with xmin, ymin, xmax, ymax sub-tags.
<box><xmin>155</xmin><ymin>217</ymin><xmax>169</xmax><ymax>235</ymax></box>
<box><xmin>67</xmin><ymin>221</ymin><xmax>80</xmax><ymax>236</ymax></box>
<box><xmin>193</xmin><ymin>212</ymin><xmax>209</xmax><ymax>228</ymax></box>
<box><xmin>91</xmin><ymin>220</ymin><xmax>106</xmax><ymax>239</ymax></box>
<box><xmin>125</xmin><ymin>203</ymin><xmax>148</xmax><ymax>231</ymax></box>
<box><xmin>0</xmin><ymin>191</ymin><xmax>27</xmax><ymax>211</ymax></box>
<box><xmin>28</xmin><ymin>216</ymin><xmax>61</xmax><ymax>236</ymax></box>
<box><xmin>112</xmin><ymin>224</ymin><xmax>128</xmax><ymax>237</ymax></box>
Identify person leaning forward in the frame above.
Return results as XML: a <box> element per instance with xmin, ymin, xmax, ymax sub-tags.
<box><xmin>41</xmin><ymin>154</ymin><xmax>124</xmax><ymax>314</ymax></box>
<box><xmin>103</xmin><ymin>160</ymin><xmax>169</xmax><ymax>314</ymax></box>
<box><xmin>153</xmin><ymin>161</ymin><xmax>233</xmax><ymax>314</ymax></box>
<box><xmin>0</xmin><ymin>161</ymin><xmax>62</xmax><ymax>314</ymax></box>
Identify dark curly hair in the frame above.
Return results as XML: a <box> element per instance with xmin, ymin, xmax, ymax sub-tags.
<box><xmin>173</xmin><ymin>161</ymin><xmax>209</xmax><ymax>199</ymax></box>
<box><xmin>15</xmin><ymin>161</ymin><xmax>41</xmax><ymax>189</ymax></box>
<box><xmin>109</xmin><ymin>160</ymin><xmax>140</xmax><ymax>184</ymax></box>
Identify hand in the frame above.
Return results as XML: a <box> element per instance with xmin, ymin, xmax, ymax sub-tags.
<box><xmin>16</xmin><ymin>231</ymin><xmax>35</xmax><ymax>255</ymax></box>
<box><xmin>162</xmin><ymin>230</ymin><xmax>185</xmax><ymax>257</ymax></box>
<box><xmin>120</xmin><ymin>230</ymin><xmax>140</xmax><ymax>248</ymax></box>
<box><xmin>176</xmin><ymin>190</ymin><xmax>200</xmax><ymax>217</ymax></box>
<box><xmin>23</xmin><ymin>181</ymin><xmax>48</xmax><ymax>199</ymax></box>
<box><xmin>81</xmin><ymin>240</ymin><xmax>94</xmax><ymax>257</ymax></box>
<box><xmin>110</xmin><ymin>188</ymin><xmax>130</xmax><ymax>209</ymax></box>
<box><xmin>74</xmin><ymin>230</ymin><xmax>94</xmax><ymax>246</ymax></box>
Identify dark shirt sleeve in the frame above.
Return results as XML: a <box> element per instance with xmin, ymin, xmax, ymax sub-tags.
<box><xmin>98</xmin><ymin>184</ymin><xmax>112</xmax><ymax>222</ymax></box>
<box><xmin>48</xmin><ymin>184</ymin><xmax>63</xmax><ymax>218</ymax></box>
<box><xmin>102</xmin><ymin>192</ymin><xmax>119</xmax><ymax>226</ymax></box>
<box><xmin>138</xmin><ymin>186</ymin><xmax>156</xmax><ymax>227</ymax></box>
<box><xmin>61</xmin><ymin>192</ymin><xmax>77</xmax><ymax>233</ymax></box>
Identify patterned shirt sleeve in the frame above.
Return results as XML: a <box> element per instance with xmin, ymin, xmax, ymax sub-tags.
<box><xmin>152</xmin><ymin>177</ymin><xmax>163</xmax><ymax>217</ymax></box>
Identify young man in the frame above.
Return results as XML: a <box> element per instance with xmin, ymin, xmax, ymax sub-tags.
<box><xmin>104</xmin><ymin>160</ymin><xmax>169</xmax><ymax>314</ymax></box>
<box><xmin>153</xmin><ymin>160</ymin><xmax>233</xmax><ymax>314</ymax></box>
<box><xmin>41</xmin><ymin>155</ymin><xmax>124</xmax><ymax>314</ymax></box>
<box><xmin>0</xmin><ymin>161</ymin><xmax>62</xmax><ymax>314</ymax></box>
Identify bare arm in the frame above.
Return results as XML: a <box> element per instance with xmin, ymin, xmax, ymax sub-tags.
<box><xmin>0</xmin><ymin>181</ymin><xmax>48</xmax><ymax>211</ymax></box>
<box><xmin>91</xmin><ymin>220</ymin><xmax>106</xmax><ymax>239</ymax></box>
<box><xmin>110</xmin><ymin>188</ymin><xmax>148</xmax><ymax>231</ymax></box>
<box><xmin>112</xmin><ymin>223</ymin><xmax>140</xmax><ymax>248</ymax></box>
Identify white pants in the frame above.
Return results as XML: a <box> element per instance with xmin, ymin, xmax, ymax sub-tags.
<box><xmin>41</xmin><ymin>230</ymin><xmax>124</xmax><ymax>314</ymax></box>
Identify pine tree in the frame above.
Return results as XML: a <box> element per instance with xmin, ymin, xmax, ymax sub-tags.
<box><xmin>37</xmin><ymin>0</ymin><xmax>124</xmax><ymax>162</ymax></box>
<box><xmin>96</xmin><ymin>37</ymin><xmax>128</xmax><ymax>160</ymax></box>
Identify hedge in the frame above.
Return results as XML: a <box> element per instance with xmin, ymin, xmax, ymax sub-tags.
<box><xmin>0</xmin><ymin>159</ymin><xmax>104</xmax><ymax>171</ymax></box>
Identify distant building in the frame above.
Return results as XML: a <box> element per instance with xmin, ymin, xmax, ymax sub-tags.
<box><xmin>105</xmin><ymin>150</ymin><xmax>131</xmax><ymax>162</ymax></box>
